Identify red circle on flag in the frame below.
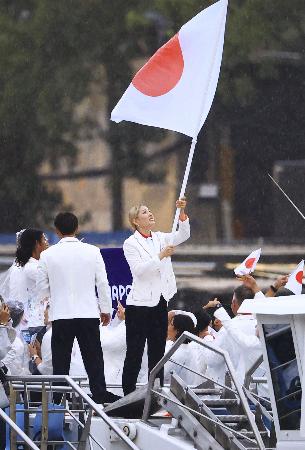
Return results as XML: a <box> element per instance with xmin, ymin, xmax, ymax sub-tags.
<box><xmin>245</xmin><ymin>257</ymin><xmax>255</xmax><ymax>269</ymax></box>
<box><xmin>296</xmin><ymin>271</ymin><xmax>303</xmax><ymax>284</ymax></box>
<box><xmin>132</xmin><ymin>34</ymin><xmax>184</xmax><ymax>97</ymax></box>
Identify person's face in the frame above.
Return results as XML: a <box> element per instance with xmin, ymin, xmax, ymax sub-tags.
<box><xmin>167</xmin><ymin>312</ymin><xmax>176</xmax><ymax>340</ymax></box>
<box><xmin>213</xmin><ymin>318</ymin><xmax>222</xmax><ymax>331</ymax></box>
<box><xmin>134</xmin><ymin>206</ymin><xmax>155</xmax><ymax>230</ymax></box>
<box><xmin>231</xmin><ymin>293</ymin><xmax>239</xmax><ymax>316</ymax></box>
<box><xmin>36</xmin><ymin>234</ymin><xmax>49</xmax><ymax>255</ymax></box>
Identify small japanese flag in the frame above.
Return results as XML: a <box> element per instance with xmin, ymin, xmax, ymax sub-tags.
<box><xmin>285</xmin><ymin>260</ymin><xmax>304</xmax><ymax>295</ymax></box>
<box><xmin>234</xmin><ymin>248</ymin><xmax>261</xmax><ymax>276</ymax></box>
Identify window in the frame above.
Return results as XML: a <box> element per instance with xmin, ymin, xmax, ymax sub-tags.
<box><xmin>263</xmin><ymin>324</ymin><xmax>301</xmax><ymax>430</ymax></box>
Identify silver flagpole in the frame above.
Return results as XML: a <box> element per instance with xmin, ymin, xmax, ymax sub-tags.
<box><xmin>268</xmin><ymin>173</ymin><xmax>305</xmax><ymax>221</ymax></box>
<box><xmin>171</xmin><ymin>1</ymin><xmax>228</xmax><ymax>235</ymax></box>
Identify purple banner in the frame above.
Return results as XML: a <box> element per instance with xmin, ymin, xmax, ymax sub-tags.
<box><xmin>100</xmin><ymin>247</ymin><xmax>132</xmax><ymax>310</ymax></box>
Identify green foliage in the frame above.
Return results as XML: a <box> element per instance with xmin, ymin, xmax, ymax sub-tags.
<box><xmin>1</xmin><ymin>0</ymin><xmax>304</xmax><ymax>233</ymax></box>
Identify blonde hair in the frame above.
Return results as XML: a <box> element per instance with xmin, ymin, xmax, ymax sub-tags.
<box><xmin>128</xmin><ymin>205</ymin><xmax>143</xmax><ymax>231</ymax></box>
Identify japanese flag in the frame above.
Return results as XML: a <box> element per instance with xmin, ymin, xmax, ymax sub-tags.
<box><xmin>234</xmin><ymin>249</ymin><xmax>262</xmax><ymax>277</ymax></box>
<box><xmin>285</xmin><ymin>260</ymin><xmax>304</xmax><ymax>295</ymax></box>
<box><xmin>111</xmin><ymin>0</ymin><xmax>228</xmax><ymax>138</ymax></box>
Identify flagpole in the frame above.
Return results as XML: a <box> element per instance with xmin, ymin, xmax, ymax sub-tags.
<box><xmin>171</xmin><ymin>136</ymin><xmax>197</xmax><ymax>234</ymax></box>
<box><xmin>171</xmin><ymin>2</ymin><xmax>228</xmax><ymax>236</ymax></box>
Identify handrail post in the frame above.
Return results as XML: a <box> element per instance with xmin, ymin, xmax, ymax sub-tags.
<box><xmin>9</xmin><ymin>381</ymin><xmax>17</xmax><ymax>450</ymax></box>
<box><xmin>41</xmin><ymin>382</ymin><xmax>48</xmax><ymax>450</ymax></box>
<box><xmin>244</xmin><ymin>355</ymin><xmax>264</xmax><ymax>390</ymax></box>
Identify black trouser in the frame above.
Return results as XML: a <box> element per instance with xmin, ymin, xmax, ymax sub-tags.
<box><xmin>51</xmin><ymin>318</ymin><xmax>106</xmax><ymax>403</ymax></box>
<box><xmin>122</xmin><ymin>297</ymin><xmax>168</xmax><ymax>395</ymax></box>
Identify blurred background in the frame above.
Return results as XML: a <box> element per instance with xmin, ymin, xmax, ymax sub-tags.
<box><xmin>0</xmin><ymin>0</ymin><xmax>304</xmax><ymax>308</ymax></box>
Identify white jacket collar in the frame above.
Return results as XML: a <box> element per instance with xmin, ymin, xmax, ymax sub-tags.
<box><xmin>58</xmin><ymin>237</ymin><xmax>79</xmax><ymax>243</ymax></box>
<box><xmin>134</xmin><ymin>230</ymin><xmax>158</xmax><ymax>258</ymax></box>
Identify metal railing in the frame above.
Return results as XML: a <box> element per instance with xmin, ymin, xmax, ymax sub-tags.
<box><xmin>142</xmin><ymin>331</ymin><xmax>266</xmax><ymax>450</ymax></box>
<box><xmin>5</xmin><ymin>374</ymin><xmax>140</xmax><ymax>450</ymax></box>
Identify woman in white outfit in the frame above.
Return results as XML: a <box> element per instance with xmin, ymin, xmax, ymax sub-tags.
<box><xmin>15</xmin><ymin>229</ymin><xmax>48</xmax><ymax>333</ymax></box>
<box><xmin>122</xmin><ymin>198</ymin><xmax>190</xmax><ymax>395</ymax></box>
<box><xmin>191</xmin><ymin>309</ymin><xmax>215</xmax><ymax>383</ymax></box>
<box><xmin>164</xmin><ymin>312</ymin><xmax>196</xmax><ymax>385</ymax></box>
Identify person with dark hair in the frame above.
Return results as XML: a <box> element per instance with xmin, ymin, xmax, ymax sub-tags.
<box><xmin>54</xmin><ymin>212</ymin><xmax>78</xmax><ymax>236</ymax></box>
<box><xmin>36</xmin><ymin>212</ymin><xmax>119</xmax><ymax>405</ymax></box>
<box><xmin>15</xmin><ymin>228</ymin><xmax>49</xmax><ymax>333</ymax></box>
<box><xmin>205</xmin><ymin>285</ymin><xmax>262</xmax><ymax>385</ymax></box>
<box><xmin>194</xmin><ymin>309</ymin><xmax>213</xmax><ymax>338</ymax></box>
<box><xmin>189</xmin><ymin>310</ymin><xmax>216</xmax><ymax>382</ymax></box>
<box><xmin>164</xmin><ymin>312</ymin><xmax>196</xmax><ymax>385</ymax></box>
<box><xmin>235</xmin><ymin>273</ymin><xmax>289</xmax><ymax>299</ymax></box>
<box><xmin>0</xmin><ymin>229</ymin><xmax>48</xmax><ymax>332</ymax></box>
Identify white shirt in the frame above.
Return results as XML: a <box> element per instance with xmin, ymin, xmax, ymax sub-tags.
<box><xmin>207</xmin><ymin>308</ymin><xmax>262</xmax><ymax>386</ymax></box>
<box><xmin>24</xmin><ymin>258</ymin><xmax>45</xmax><ymax>328</ymax></box>
<box><xmin>164</xmin><ymin>340</ymin><xmax>197</xmax><ymax>385</ymax></box>
<box><xmin>8</xmin><ymin>264</ymin><xmax>27</xmax><ymax>303</ymax></box>
<box><xmin>190</xmin><ymin>334</ymin><xmax>215</xmax><ymax>384</ymax></box>
<box><xmin>36</xmin><ymin>237</ymin><xmax>112</xmax><ymax>321</ymax></box>
<box><xmin>0</xmin><ymin>326</ymin><xmax>16</xmax><ymax>360</ymax></box>
<box><xmin>37</xmin><ymin>327</ymin><xmax>53</xmax><ymax>375</ymax></box>
<box><xmin>2</xmin><ymin>335</ymin><xmax>30</xmax><ymax>375</ymax></box>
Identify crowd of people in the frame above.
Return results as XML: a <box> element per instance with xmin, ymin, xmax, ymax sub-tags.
<box><xmin>0</xmin><ymin>200</ymin><xmax>298</xmax><ymax>448</ymax></box>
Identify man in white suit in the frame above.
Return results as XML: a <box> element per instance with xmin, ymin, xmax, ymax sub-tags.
<box><xmin>37</xmin><ymin>212</ymin><xmax>119</xmax><ymax>404</ymax></box>
<box><xmin>122</xmin><ymin>198</ymin><xmax>190</xmax><ymax>395</ymax></box>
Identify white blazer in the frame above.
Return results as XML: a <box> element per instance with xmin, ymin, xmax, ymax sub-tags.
<box><xmin>36</xmin><ymin>237</ymin><xmax>112</xmax><ymax>321</ymax></box>
<box><xmin>207</xmin><ymin>310</ymin><xmax>261</xmax><ymax>386</ymax></box>
<box><xmin>123</xmin><ymin>219</ymin><xmax>190</xmax><ymax>306</ymax></box>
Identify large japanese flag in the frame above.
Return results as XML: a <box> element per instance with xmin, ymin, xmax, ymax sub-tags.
<box><xmin>111</xmin><ymin>0</ymin><xmax>228</xmax><ymax>138</ymax></box>
<box><xmin>285</xmin><ymin>260</ymin><xmax>304</xmax><ymax>295</ymax></box>
<box><xmin>234</xmin><ymin>249</ymin><xmax>262</xmax><ymax>277</ymax></box>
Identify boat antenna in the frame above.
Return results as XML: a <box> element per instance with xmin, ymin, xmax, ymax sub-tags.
<box><xmin>268</xmin><ymin>173</ymin><xmax>305</xmax><ymax>221</ymax></box>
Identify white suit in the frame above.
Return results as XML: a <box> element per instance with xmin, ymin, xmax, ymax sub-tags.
<box><xmin>123</xmin><ymin>219</ymin><xmax>190</xmax><ymax>306</ymax></box>
<box><xmin>36</xmin><ymin>237</ymin><xmax>112</xmax><ymax>321</ymax></box>
<box><xmin>2</xmin><ymin>335</ymin><xmax>30</xmax><ymax>375</ymax></box>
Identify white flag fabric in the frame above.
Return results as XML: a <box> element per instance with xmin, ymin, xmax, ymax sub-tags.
<box><xmin>285</xmin><ymin>260</ymin><xmax>304</xmax><ymax>295</ymax></box>
<box><xmin>234</xmin><ymin>249</ymin><xmax>262</xmax><ymax>277</ymax></box>
<box><xmin>111</xmin><ymin>0</ymin><xmax>228</xmax><ymax>137</ymax></box>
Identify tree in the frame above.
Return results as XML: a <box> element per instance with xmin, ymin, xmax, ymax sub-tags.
<box><xmin>0</xmin><ymin>0</ymin><xmax>169</xmax><ymax>232</ymax></box>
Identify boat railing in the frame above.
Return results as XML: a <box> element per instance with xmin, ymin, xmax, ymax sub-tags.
<box><xmin>6</xmin><ymin>374</ymin><xmax>140</xmax><ymax>450</ymax></box>
<box><xmin>142</xmin><ymin>331</ymin><xmax>266</xmax><ymax>450</ymax></box>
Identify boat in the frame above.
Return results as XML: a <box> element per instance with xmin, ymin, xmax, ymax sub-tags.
<box><xmin>2</xmin><ymin>293</ymin><xmax>304</xmax><ymax>450</ymax></box>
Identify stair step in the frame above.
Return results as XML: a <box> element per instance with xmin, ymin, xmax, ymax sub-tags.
<box><xmin>216</xmin><ymin>414</ymin><xmax>248</xmax><ymax>423</ymax></box>
<box><xmin>194</xmin><ymin>388</ymin><xmax>222</xmax><ymax>395</ymax></box>
<box><xmin>240</xmin><ymin>430</ymin><xmax>269</xmax><ymax>437</ymax></box>
<box><xmin>203</xmin><ymin>398</ymin><xmax>238</xmax><ymax>406</ymax></box>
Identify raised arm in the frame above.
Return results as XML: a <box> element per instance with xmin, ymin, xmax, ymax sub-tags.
<box><xmin>163</xmin><ymin>198</ymin><xmax>190</xmax><ymax>246</ymax></box>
